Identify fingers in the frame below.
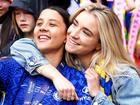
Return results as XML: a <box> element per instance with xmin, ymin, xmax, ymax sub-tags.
<box><xmin>59</xmin><ymin>87</ymin><xmax>78</xmax><ymax>101</ymax></box>
<box><xmin>52</xmin><ymin>75</ymin><xmax>78</xmax><ymax>101</ymax></box>
<box><xmin>85</xmin><ymin>68</ymin><xmax>99</xmax><ymax>79</ymax></box>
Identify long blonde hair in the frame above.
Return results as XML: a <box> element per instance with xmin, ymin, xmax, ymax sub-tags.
<box><xmin>66</xmin><ymin>3</ymin><xmax>138</xmax><ymax>75</ymax></box>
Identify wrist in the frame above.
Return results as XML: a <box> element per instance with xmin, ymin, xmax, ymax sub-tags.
<box><xmin>37</xmin><ymin>64</ymin><xmax>63</xmax><ymax>81</ymax></box>
<box><xmin>89</xmin><ymin>90</ymin><xmax>99</xmax><ymax>97</ymax></box>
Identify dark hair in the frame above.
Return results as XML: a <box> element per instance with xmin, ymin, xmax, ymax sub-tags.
<box><xmin>10</xmin><ymin>0</ymin><xmax>48</xmax><ymax>19</ymax></box>
<box><xmin>48</xmin><ymin>0</ymin><xmax>71</xmax><ymax>10</ymax></box>
<box><xmin>48</xmin><ymin>6</ymin><xmax>70</xmax><ymax>29</ymax></box>
<box><xmin>11</xmin><ymin>0</ymin><xmax>48</xmax><ymax>36</ymax></box>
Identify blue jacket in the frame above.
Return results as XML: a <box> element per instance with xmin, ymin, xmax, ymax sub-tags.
<box><xmin>0</xmin><ymin>58</ymin><xmax>92</xmax><ymax>105</ymax></box>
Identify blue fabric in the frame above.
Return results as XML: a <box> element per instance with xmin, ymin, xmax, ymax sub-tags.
<box><xmin>0</xmin><ymin>58</ymin><xmax>92</xmax><ymax>105</ymax></box>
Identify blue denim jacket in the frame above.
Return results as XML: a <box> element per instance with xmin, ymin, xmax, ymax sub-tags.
<box><xmin>10</xmin><ymin>38</ymin><xmax>49</xmax><ymax>75</ymax></box>
<box><xmin>10</xmin><ymin>38</ymin><xmax>140</xmax><ymax>105</ymax></box>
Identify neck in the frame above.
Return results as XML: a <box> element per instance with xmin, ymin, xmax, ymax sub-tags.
<box><xmin>24</xmin><ymin>31</ymin><xmax>34</xmax><ymax>39</ymax></box>
<box><xmin>43</xmin><ymin>47</ymin><xmax>64</xmax><ymax>67</ymax></box>
<box><xmin>77</xmin><ymin>54</ymin><xmax>93</xmax><ymax>69</ymax></box>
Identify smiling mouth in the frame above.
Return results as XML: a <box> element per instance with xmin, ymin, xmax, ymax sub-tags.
<box><xmin>38</xmin><ymin>35</ymin><xmax>51</xmax><ymax>41</ymax></box>
<box><xmin>68</xmin><ymin>38</ymin><xmax>80</xmax><ymax>45</ymax></box>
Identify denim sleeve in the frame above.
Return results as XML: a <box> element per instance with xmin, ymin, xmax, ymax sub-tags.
<box><xmin>111</xmin><ymin>71</ymin><xmax>140</xmax><ymax>105</ymax></box>
<box><xmin>91</xmin><ymin>68</ymin><xmax>140</xmax><ymax>105</ymax></box>
<box><xmin>91</xmin><ymin>91</ymin><xmax>114</xmax><ymax>105</ymax></box>
<box><xmin>10</xmin><ymin>38</ymin><xmax>49</xmax><ymax>75</ymax></box>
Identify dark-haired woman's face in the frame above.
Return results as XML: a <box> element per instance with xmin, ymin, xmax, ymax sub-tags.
<box><xmin>34</xmin><ymin>9</ymin><xmax>67</xmax><ymax>53</ymax></box>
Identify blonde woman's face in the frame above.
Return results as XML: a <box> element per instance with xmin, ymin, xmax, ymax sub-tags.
<box><xmin>0</xmin><ymin>0</ymin><xmax>10</xmax><ymax>17</ymax></box>
<box><xmin>66</xmin><ymin>11</ymin><xmax>100</xmax><ymax>57</ymax></box>
<box><xmin>15</xmin><ymin>9</ymin><xmax>36</xmax><ymax>33</ymax></box>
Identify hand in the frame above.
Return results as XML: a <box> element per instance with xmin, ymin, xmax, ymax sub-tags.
<box><xmin>52</xmin><ymin>75</ymin><xmax>78</xmax><ymax>101</ymax></box>
<box><xmin>37</xmin><ymin>65</ymin><xmax>78</xmax><ymax>101</ymax></box>
<box><xmin>85</xmin><ymin>68</ymin><xmax>100</xmax><ymax>97</ymax></box>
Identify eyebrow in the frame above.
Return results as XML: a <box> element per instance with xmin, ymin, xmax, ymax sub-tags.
<box><xmin>84</xmin><ymin>27</ymin><xmax>93</xmax><ymax>36</ymax></box>
<box><xmin>74</xmin><ymin>19</ymin><xmax>94</xmax><ymax>36</ymax></box>
<box><xmin>37</xmin><ymin>18</ymin><xmax>59</xmax><ymax>23</ymax></box>
<box><xmin>36</xmin><ymin>18</ymin><xmax>43</xmax><ymax>23</ymax></box>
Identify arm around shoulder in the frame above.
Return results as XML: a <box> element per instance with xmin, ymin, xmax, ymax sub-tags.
<box><xmin>10</xmin><ymin>38</ymin><xmax>49</xmax><ymax>75</ymax></box>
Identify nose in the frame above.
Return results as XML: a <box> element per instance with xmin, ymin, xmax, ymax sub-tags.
<box><xmin>39</xmin><ymin>24</ymin><xmax>48</xmax><ymax>32</ymax></box>
<box><xmin>68</xmin><ymin>27</ymin><xmax>80</xmax><ymax>39</ymax></box>
<box><xmin>19</xmin><ymin>13</ymin><xmax>26</xmax><ymax>21</ymax></box>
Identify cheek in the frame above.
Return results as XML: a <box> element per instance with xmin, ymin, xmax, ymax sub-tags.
<box><xmin>33</xmin><ymin>27</ymin><xmax>39</xmax><ymax>37</ymax></box>
<box><xmin>15</xmin><ymin>16</ymin><xmax>20</xmax><ymax>24</ymax></box>
<box><xmin>67</xmin><ymin>26</ymin><xmax>73</xmax><ymax>35</ymax></box>
<box><xmin>54</xmin><ymin>34</ymin><xmax>66</xmax><ymax>44</ymax></box>
<box><xmin>81</xmin><ymin>38</ymin><xmax>97</xmax><ymax>49</ymax></box>
<box><xmin>30</xmin><ymin>21</ymin><xmax>35</xmax><ymax>29</ymax></box>
<box><xmin>3</xmin><ymin>3</ymin><xmax>10</xmax><ymax>9</ymax></box>
<box><xmin>53</xmin><ymin>29</ymin><xmax>66</xmax><ymax>40</ymax></box>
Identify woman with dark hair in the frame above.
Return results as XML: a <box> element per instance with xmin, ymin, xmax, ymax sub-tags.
<box><xmin>0</xmin><ymin>6</ymin><xmax>92</xmax><ymax>104</ymax></box>
<box><xmin>0</xmin><ymin>0</ymin><xmax>48</xmax><ymax>57</ymax></box>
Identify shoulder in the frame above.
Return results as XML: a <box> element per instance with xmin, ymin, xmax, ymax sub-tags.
<box><xmin>112</xmin><ymin>65</ymin><xmax>140</xmax><ymax>92</ymax></box>
<box><xmin>0</xmin><ymin>57</ymin><xmax>26</xmax><ymax>81</ymax></box>
<box><xmin>63</xmin><ymin>64</ymin><xmax>86</xmax><ymax>85</ymax></box>
<box><xmin>12</xmin><ymin>38</ymin><xmax>34</xmax><ymax>46</ymax></box>
<box><xmin>11</xmin><ymin>38</ymin><xmax>37</xmax><ymax>52</ymax></box>
<box><xmin>114</xmin><ymin>64</ymin><xmax>139</xmax><ymax>77</ymax></box>
<box><xmin>64</xmin><ymin>64</ymin><xmax>84</xmax><ymax>76</ymax></box>
<box><xmin>0</xmin><ymin>57</ymin><xmax>24</xmax><ymax>70</ymax></box>
<box><xmin>111</xmin><ymin>66</ymin><xmax>140</xmax><ymax>104</ymax></box>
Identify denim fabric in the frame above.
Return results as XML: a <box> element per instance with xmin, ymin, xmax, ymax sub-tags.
<box><xmin>10</xmin><ymin>38</ymin><xmax>49</xmax><ymax>75</ymax></box>
<box><xmin>92</xmin><ymin>66</ymin><xmax>140</xmax><ymax>105</ymax></box>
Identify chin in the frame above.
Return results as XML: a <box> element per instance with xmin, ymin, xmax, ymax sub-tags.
<box><xmin>66</xmin><ymin>48</ymin><xmax>75</xmax><ymax>54</ymax></box>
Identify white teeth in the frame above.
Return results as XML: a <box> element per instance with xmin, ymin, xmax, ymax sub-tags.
<box><xmin>39</xmin><ymin>35</ymin><xmax>48</xmax><ymax>39</ymax></box>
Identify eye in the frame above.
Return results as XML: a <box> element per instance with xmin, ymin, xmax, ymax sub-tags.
<box><xmin>49</xmin><ymin>23</ymin><xmax>57</xmax><ymax>27</ymax></box>
<box><xmin>36</xmin><ymin>21</ymin><xmax>42</xmax><ymax>27</ymax></box>
<box><xmin>82</xmin><ymin>30</ymin><xmax>91</xmax><ymax>36</ymax></box>
<box><xmin>15</xmin><ymin>11</ymin><xmax>20</xmax><ymax>15</ymax></box>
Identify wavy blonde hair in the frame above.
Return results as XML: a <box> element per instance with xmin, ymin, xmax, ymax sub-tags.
<box><xmin>66</xmin><ymin>3</ymin><xmax>138</xmax><ymax>75</ymax></box>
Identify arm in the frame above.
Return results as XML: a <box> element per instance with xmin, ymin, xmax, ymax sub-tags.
<box><xmin>10</xmin><ymin>38</ymin><xmax>78</xmax><ymax>100</ymax></box>
<box><xmin>10</xmin><ymin>38</ymin><xmax>48</xmax><ymax>75</ymax></box>
<box><xmin>85</xmin><ymin>68</ymin><xmax>114</xmax><ymax>105</ymax></box>
<box><xmin>85</xmin><ymin>67</ymin><xmax>140</xmax><ymax>105</ymax></box>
